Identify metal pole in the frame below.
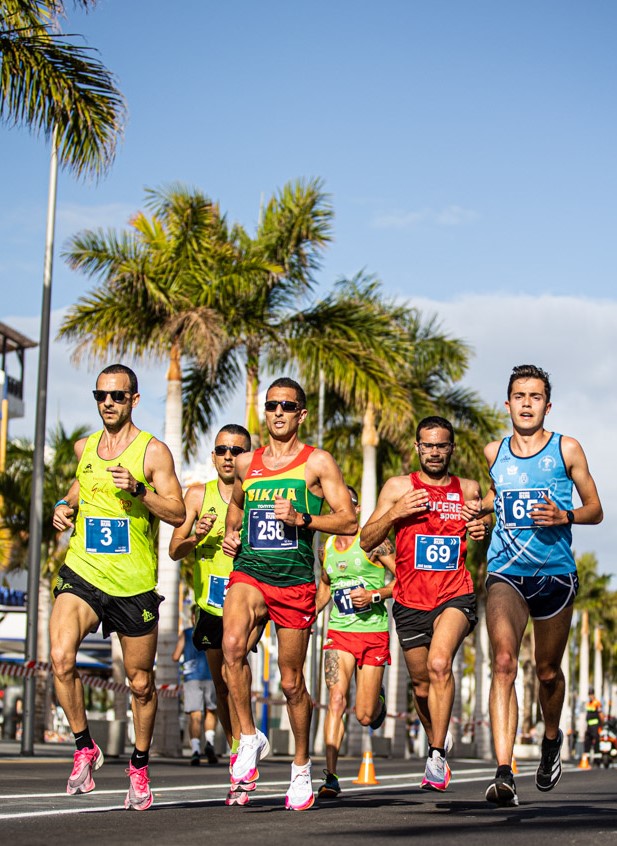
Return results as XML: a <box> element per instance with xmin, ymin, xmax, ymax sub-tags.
<box><xmin>22</xmin><ymin>125</ymin><xmax>59</xmax><ymax>755</ymax></box>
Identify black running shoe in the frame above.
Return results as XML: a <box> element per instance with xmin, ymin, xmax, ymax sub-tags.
<box><xmin>369</xmin><ymin>686</ymin><xmax>387</xmax><ymax>731</ymax></box>
<box><xmin>204</xmin><ymin>741</ymin><xmax>219</xmax><ymax>765</ymax></box>
<box><xmin>190</xmin><ymin>751</ymin><xmax>201</xmax><ymax>767</ymax></box>
<box><xmin>317</xmin><ymin>769</ymin><xmax>341</xmax><ymax>800</ymax></box>
<box><xmin>485</xmin><ymin>766</ymin><xmax>519</xmax><ymax>807</ymax></box>
<box><xmin>536</xmin><ymin>729</ymin><xmax>563</xmax><ymax>792</ymax></box>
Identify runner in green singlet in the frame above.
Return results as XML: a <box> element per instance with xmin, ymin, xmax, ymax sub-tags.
<box><xmin>222</xmin><ymin>377</ymin><xmax>357</xmax><ymax>811</ymax></box>
<box><xmin>51</xmin><ymin>364</ymin><xmax>185</xmax><ymax>811</ymax></box>
<box><xmin>316</xmin><ymin>486</ymin><xmax>396</xmax><ymax>800</ymax></box>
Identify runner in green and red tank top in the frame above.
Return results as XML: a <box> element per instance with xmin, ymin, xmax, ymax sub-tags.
<box><xmin>315</xmin><ymin>486</ymin><xmax>396</xmax><ymax>799</ymax></box>
<box><xmin>50</xmin><ymin>364</ymin><xmax>185</xmax><ymax>811</ymax></box>
<box><xmin>222</xmin><ymin>378</ymin><xmax>358</xmax><ymax>812</ymax></box>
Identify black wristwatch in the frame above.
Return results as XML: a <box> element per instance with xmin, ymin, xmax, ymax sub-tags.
<box><xmin>131</xmin><ymin>481</ymin><xmax>146</xmax><ymax>498</ymax></box>
<box><xmin>565</xmin><ymin>509</ymin><xmax>575</xmax><ymax>525</ymax></box>
<box><xmin>301</xmin><ymin>512</ymin><xmax>313</xmax><ymax>527</ymax></box>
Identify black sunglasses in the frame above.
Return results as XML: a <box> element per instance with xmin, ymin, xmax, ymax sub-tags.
<box><xmin>92</xmin><ymin>390</ymin><xmax>132</xmax><ymax>403</ymax></box>
<box><xmin>214</xmin><ymin>445</ymin><xmax>247</xmax><ymax>457</ymax></box>
<box><xmin>264</xmin><ymin>400</ymin><xmax>301</xmax><ymax>413</ymax></box>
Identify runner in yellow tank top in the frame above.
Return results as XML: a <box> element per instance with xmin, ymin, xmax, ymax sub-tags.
<box><xmin>170</xmin><ymin>423</ymin><xmax>259</xmax><ymax>804</ymax></box>
<box><xmin>51</xmin><ymin>364</ymin><xmax>185</xmax><ymax>811</ymax></box>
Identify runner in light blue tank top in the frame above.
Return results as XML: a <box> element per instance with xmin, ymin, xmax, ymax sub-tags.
<box><xmin>488</xmin><ymin>432</ymin><xmax>575</xmax><ymax>576</ymax></box>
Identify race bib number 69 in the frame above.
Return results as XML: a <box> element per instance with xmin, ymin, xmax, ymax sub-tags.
<box><xmin>414</xmin><ymin>535</ymin><xmax>460</xmax><ymax>571</ymax></box>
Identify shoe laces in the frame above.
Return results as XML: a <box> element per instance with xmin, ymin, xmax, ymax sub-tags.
<box><xmin>72</xmin><ymin>746</ymin><xmax>96</xmax><ymax>770</ymax></box>
<box><xmin>128</xmin><ymin>764</ymin><xmax>150</xmax><ymax>791</ymax></box>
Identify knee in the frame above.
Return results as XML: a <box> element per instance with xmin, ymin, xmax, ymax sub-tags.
<box><xmin>222</xmin><ymin>630</ymin><xmax>247</xmax><ymax>665</ymax></box>
<box><xmin>492</xmin><ymin>649</ymin><xmax>519</xmax><ymax>682</ymax></box>
<box><xmin>128</xmin><ymin>669</ymin><xmax>155</xmax><ymax>702</ymax></box>
<box><xmin>281</xmin><ymin>673</ymin><xmax>305</xmax><ymax>703</ymax></box>
<box><xmin>357</xmin><ymin>710</ymin><xmax>373</xmax><ymax>727</ymax></box>
<box><xmin>536</xmin><ymin>662</ymin><xmax>562</xmax><ymax>687</ymax></box>
<box><xmin>328</xmin><ymin>689</ymin><xmax>347</xmax><ymax>717</ymax></box>
<box><xmin>427</xmin><ymin>653</ymin><xmax>452</xmax><ymax>684</ymax></box>
<box><xmin>50</xmin><ymin>644</ymin><xmax>76</xmax><ymax>681</ymax></box>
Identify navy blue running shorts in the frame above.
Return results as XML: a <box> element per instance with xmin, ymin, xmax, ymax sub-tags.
<box><xmin>485</xmin><ymin>571</ymin><xmax>578</xmax><ymax>620</ymax></box>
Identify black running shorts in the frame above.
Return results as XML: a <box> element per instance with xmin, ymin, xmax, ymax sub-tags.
<box><xmin>393</xmin><ymin>592</ymin><xmax>478</xmax><ymax>650</ymax></box>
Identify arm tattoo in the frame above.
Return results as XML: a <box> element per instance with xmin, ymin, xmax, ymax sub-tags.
<box><xmin>324</xmin><ymin>649</ymin><xmax>340</xmax><ymax>688</ymax></box>
<box><xmin>370</xmin><ymin>537</ymin><xmax>394</xmax><ymax>561</ymax></box>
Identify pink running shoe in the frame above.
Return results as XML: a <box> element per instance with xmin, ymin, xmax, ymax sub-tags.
<box><xmin>66</xmin><ymin>742</ymin><xmax>104</xmax><ymax>795</ymax></box>
<box><xmin>124</xmin><ymin>763</ymin><xmax>153</xmax><ymax>811</ymax></box>
<box><xmin>421</xmin><ymin>750</ymin><xmax>452</xmax><ymax>792</ymax></box>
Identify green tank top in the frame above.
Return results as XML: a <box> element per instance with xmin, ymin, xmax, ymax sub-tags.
<box><xmin>324</xmin><ymin>533</ymin><xmax>389</xmax><ymax>632</ymax></box>
<box><xmin>194</xmin><ymin>478</ymin><xmax>234</xmax><ymax>617</ymax></box>
<box><xmin>65</xmin><ymin>429</ymin><xmax>158</xmax><ymax>596</ymax></box>
<box><xmin>234</xmin><ymin>445</ymin><xmax>323</xmax><ymax>587</ymax></box>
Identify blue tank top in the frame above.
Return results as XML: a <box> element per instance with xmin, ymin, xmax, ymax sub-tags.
<box><xmin>487</xmin><ymin>433</ymin><xmax>575</xmax><ymax>576</ymax></box>
<box><xmin>181</xmin><ymin>627</ymin><xmax>212</xmax><ymax>682</ymax></box>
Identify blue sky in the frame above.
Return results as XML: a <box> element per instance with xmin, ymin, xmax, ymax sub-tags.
<box><xmin>1</xmin><ymin>1</ymin><xmax>616</xmax><ymax>573</ymax></box>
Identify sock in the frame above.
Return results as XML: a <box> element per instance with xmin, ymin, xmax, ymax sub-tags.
<box><xmin>190</xmin><ymin>737</ymin><xmax>201</xmax><ymax>755</ymax></box>
<box><xmin>231</xmin><ymin>737</ymin><xmax>240</xmax><ymax>754</ymax></box>
<box><xmin>430</xmin><ymin>746</ymin><xmax>446</xmax><ymax>757</ymax></box>
<box><xmin>205</xmin><ymin>729</ymin><xmax>215</xmax><ymax>746</ymax></box>
<box><xmin>543</xmin><ymin>734</ymin><xmax>561</xmax><ymax>747</ymax></box>
<box><xmin>131</xmin><ymin>747</ymin><xmax>149</xmax><ymax>768</ymax></box>
<box><xmin>240</xmin><ymin>732</ymin><xmax>258</xmax><ymax>745</ymax></box>
<box><xmin>496</xmin><ymin>764</ymin><xmax>513</xmax><ymax>778</ymax></box>
<box><xmin>74</xmin><ymin>727</ymin><xmax>94</xmax><ymax>751</ymax></box>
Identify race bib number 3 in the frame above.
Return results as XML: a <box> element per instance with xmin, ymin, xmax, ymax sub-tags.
<box><xmin>248</xmin><ymin>509</ymin><xmax>298</xmax><ymax>550</ymax></box>
<box><xmin>501</xmin><ymin>488</ymin><xmax>549</xmax><ymax>529</ymax></box>
<box><xmin>206</xmin><ymin>574</ymin><xmax>229</xmax><ymax>609</ymax></box>
<box><xmin>85</xmin><ymin>517</ymin><xmax>130</xmax><ymax>554</ymax></box>
<box><xmin>414</xmin><ymin>535</ymin><xmax>460</xmax><ymax>571</ymax></box>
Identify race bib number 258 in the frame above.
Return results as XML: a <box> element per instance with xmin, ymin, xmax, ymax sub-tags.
<box><xmin>248</xmin><ymin>509</ymin><xmax>298</xmax><ymax>551</ymax></box>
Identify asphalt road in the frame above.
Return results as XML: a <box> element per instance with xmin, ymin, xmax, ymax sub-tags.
<box><xmin>1</xmin><ymin>746</ymin><xmax>615</xmax><ymax>846</ymax></box>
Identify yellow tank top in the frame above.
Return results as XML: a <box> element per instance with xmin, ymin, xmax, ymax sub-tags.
<box><xmin>65</xmin><ymin>430</ymin><xmax>158</xmax><ymax>596</ymax></box>
<box><xmin>194</xmin><ymin>478</ymin><xmax>233</xmax><ymax>617</ymax></box>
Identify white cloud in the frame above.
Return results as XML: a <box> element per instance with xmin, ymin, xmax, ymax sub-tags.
<box><xmin>372</xmin><ymin>204</ymin><xmax>479</xmax><ymax>230</ymax></box>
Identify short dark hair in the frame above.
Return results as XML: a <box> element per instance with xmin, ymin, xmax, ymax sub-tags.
<box><xmin>267</xmin><ymin>377</ymin><xmax>307</xmax><ymax>410</ymax></box>
<box><xmin>347</xmin><ymin>485</ymin><xmax>359</xmax><ymax>506</ymax></box>
<box><xmin>507</xmin><ymin>364</ymin><xmax>551</xmax><ymax>403</ymax></box>
<box><xmin>99</xmin><ymin>363</ymin><xmax>138</xmax><ymax>394</ymax></box>
<box><xmin>416</xmin><ymin>416</ymin><xmax>454</xmax><ymax>443</ymax></box>
<box><xmin>217</xmin><ymin>423</ymin><xmax>251</xmax><ymax>450</ymax></box>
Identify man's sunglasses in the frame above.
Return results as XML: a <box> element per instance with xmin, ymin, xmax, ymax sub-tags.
<box><xmin>214</xmin><ymin>445</ymin><xmax>248</xmax><ymax>457</ymax></box>
<box><xmin>92</xmin><ymin>390</ymin><xmax>133</xmax><ymax>404</ymax></box>
<box><xmin>264</xmin><ymin>400</ymin><xmax>301</xmax><ymax>413</ymax></box>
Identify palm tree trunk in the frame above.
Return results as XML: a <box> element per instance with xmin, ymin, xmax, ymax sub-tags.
<box><xmin>245</xmin><ymin>347</ymin><xmax>261</xmax><ymax>449</ymax></box>
<box><xmin>577</xmin><ymin>609</ymin><xmax>590</xmax><ymax>749</ymax></box>
<box><xmin>473</xmin><ymin>594</ymin><xmax>492</xmax><ymax>759</ymax></box>
<box><xmin>593</xmin><ymin>625</ymin><xmax>603</xmax><ymax>702</ymax></box>
<box><xmin>360</xmin><ymin>403</ymin><xmax>379</xmax><ymax>525</ymax></box>
<box><xmin>152</xmin><ymin>344</ymin><xmax>183</xmax><ymax>756</ymax></box>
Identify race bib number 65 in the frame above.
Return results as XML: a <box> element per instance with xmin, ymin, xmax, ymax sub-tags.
<box><xmin>501</xmin><ymin>488</ymin><xmax>549</xmax><ymax>529</ymax></box>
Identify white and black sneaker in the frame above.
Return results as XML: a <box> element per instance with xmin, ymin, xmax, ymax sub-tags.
<box><xmin>536</xmin><ymin>729</ymin><xmax>563</xmax><ymax>792</ymax></box>
<box><xmin>485</xmin><ymin>765</ymin><xmax>519</xmax><ymax>807</ymax></box>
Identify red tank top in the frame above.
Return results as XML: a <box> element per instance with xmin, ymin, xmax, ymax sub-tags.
<box><xmin>394</xmin><ymin>472</ymin><xmax>472</xmax><ymax>610</ymax></box>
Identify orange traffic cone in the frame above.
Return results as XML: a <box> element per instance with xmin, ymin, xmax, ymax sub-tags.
<box><xmin>578</xmin><ymin>753</ymin><xmax>591</xmax><ymax>770</ymax></box>
<box><xmin>511</xmin><ymin>756</ymin><xmax>518</xmax><ymax>774</ymax></box>
<box><xmin>353</xmin><ymin>750</ymin><xmax>379</xmax><ymax>785</ymax></box>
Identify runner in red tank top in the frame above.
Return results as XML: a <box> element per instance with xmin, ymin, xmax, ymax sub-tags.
<box><xmin>361</xmin><ymin>416</ymin><xmax>487</xmax><ymax>793</ymax></box>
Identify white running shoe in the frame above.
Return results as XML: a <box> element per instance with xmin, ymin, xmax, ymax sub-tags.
<box><xmin>445</xmin><ymin>730</ymin><xmax>453</xmax><ymax>755</ymax></box>
<box><xmin>230</xmin><ymin>729</ymin><xmax>271</xmax><ymax>785</ymax></box>
<box><xmin>285</xmin><ymin>760</ymin><xmax>315</xmax><ymax>811</ymax></box>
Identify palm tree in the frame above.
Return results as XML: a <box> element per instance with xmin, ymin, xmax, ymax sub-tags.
<box><xmin>1</xmin><ymin>0</ymin><xmax>125</xmax><ymax>177</ymax></box>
